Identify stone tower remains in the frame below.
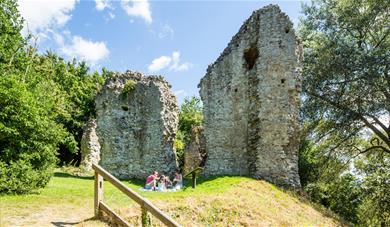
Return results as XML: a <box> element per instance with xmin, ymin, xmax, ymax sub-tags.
<box><xmin>199</xmin><ymin>5</ymin><xmax>302</xmax><ymax>187</ymax></box>
<box><xmin>95</xmin><ymin>71</ymin><xmax>179</xmax><ymax>179</ymax></box>
<box><xmin>80</xmin><ymin>119</ymin><xmax>100</xmax><ymax>170</ymax></box>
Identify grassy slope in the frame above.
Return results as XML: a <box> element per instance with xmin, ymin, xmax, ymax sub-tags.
<box><xmin>0</xmin><ymin>169</ymin><xmax>341</xmax><ymax>227</ymax></box>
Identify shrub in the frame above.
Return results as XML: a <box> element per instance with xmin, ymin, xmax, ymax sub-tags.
<box><xmin>122</xmin><ymin>79</ymin><xmax>137</xmax><ymax>95</ymax></box>
<box><xmin>0</xmin><ymin>75</ymin><xmax>66</xmax><ymax>194</ymax></box>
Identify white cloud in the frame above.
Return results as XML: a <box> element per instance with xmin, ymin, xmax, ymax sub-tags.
<box><xmin>103</xmin><ymin>12</ymin><xmax>116</xmax><ymax>21</ymax></box>
<box><xmin>148</xmin><ymin>51</ymin><xmax>192</xmax><ymax>73</ymax></box>
<box><xmin>121</xmin><ymin>0</ymin><xmax>152</xmax><ymax>24</ymax></box>
<box><xmin>148</xmin><ymin>56</ymin><xmax>171</xmax><ymax>72</ymax></box>
<box><xmin>169</xmin><ymin>51</ymin><xmax>192</xmax><ymax>72</ymax></box>
<box><xmin>108</xmin><ymin>12</ymin><xmax>116</xmax><ymax>19</ymax></box>
<box><xmin>53</xmin><ymin>32</ymin><xmax>65</xmax><ymax>46</ymax></box>
<box><xmin>61</xmin><ymin>36</ymin><xmax>109</xmax><ymax>64</ymax></box>
<box><xmin>18</xmin><ymin>0</ymin><xmax>76</xmax><ymax>33</ymax></box>
<box><xmin>174</xmin><ymin>90</ymin><xmax>187</xmax><ymax>97</ymax></box>
<box><xmin>95</xmin><ymin>0</ymin><xmax>111</xmax><ymax>11</ymax></box>
<box><xmin>94</xmin><ymin>0</ymin><xmax>115</xmax><ymax>21</ymax></box>
<box><xmin>158</xmin><ymin>24</ymin><xmax>174</xmax><ymax>39</ymax></box>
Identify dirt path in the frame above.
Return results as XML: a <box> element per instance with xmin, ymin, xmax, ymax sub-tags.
<box><xmin>1</xmin><ymin>202</ymin><xmax>107</xmax><ymax>227</ymax></box>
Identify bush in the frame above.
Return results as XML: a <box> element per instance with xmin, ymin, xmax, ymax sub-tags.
<box><xmin>0</xmin><ymin>160</ymin><xmax>54</xmax><ymax>194</ymax></box>
<box><xmin>122</xmin><ymin>79</ymin><xmax>137</xmax><ymax>95</ymax></box>
<box><xmin>0</xmin><ymin>75</ymin><xmax>66</xmax><ymax>194</ymax></box>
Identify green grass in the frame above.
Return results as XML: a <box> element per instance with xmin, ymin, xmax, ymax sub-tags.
<box><xmin>0</xmin><ymin>168</ymin><xmax>342</xmax><ymax>226</ymax></box>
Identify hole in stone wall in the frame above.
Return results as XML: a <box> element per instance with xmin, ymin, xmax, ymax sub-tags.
<box><xmin>234</xmin><ymin>88</ymin><xmax>238</xmax><ymax>92</ymax></box>
<box><xmin>244</xmin><ymin>46</ymin><xmax>259</xmax><ymax>70</ymax></box>
<box><xmin>121</xmin><ymin>105</ymin><xmax>129</xmax><ymax>111</ymax></box>
<box><xmin>285</xmin><ymin>28</ymin><xmax>290</xmax><ymax>33</ymax></box>
<box><xmin>281</xmin><ymin>79</ymin><xmax>286</xmax><ymax>84</ymax></box>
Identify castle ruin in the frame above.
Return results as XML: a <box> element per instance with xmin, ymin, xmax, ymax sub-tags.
<box><xmin>94</xmin><ymin>71</ymin><xmax>179</xmax><ymax>179</ymax></box>
<box><xmin>199</xmin><ymin>5</ymin><xmax>302</xmax><ymax>187</ymax></box>
<box><xmin>81</xmin><ymin>5</ymin><xmax>302</xmax><ymax>187</ymax></box>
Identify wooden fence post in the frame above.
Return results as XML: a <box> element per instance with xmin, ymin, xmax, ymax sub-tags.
<box><xmin>94</xmin><ymin>171</ymin><xmax>103</xmax><ymax>217</ymax></box>
<box><xmin>141</xmin><ymin>204</ymin><xmax>151</xmax><ymax>227</ymax></box>
<box><xmin>92</xmin><ymin>164</ymin><xmax>181</xmax><ymax>226</ymax></box>
<box><xmin>191</xmin><ymin>172</ymin><xmax>196</xmax><ymax>188</ymax></box>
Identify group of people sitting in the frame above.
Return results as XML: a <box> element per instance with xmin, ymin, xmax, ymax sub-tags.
<box><xmin>144</xmin><ymin>170</ymin><xmax>182</xmax><ymax>192</ymax></box>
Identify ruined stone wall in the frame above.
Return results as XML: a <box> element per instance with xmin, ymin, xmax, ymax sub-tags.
<box><xmin>183</xmin><ymin>126</ymin><xmax>206</xmax><ymax>174</ymax></box>
<box><xmin>80</xmin><ymin>119</ymin><xmax>100</xmax><ymax>171</ymax></box>
<box><xmin>95</xmin><ymin>71</ymin><xmax>179</xmax><ymax>179</ymax></box>
<box><xmin>199</xmin><ymin>5</ymin><xmax>302</xmax><ymax>187</ymax></box>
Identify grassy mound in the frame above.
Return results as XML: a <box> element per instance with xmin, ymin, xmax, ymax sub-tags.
<box><xmin>0</xmin><ymin>168</ymin><xmax>341</xmax><ymax>226</ymax></box>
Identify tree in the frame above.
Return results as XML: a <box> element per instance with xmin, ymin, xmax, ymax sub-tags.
<box><xmin>0</xmin><ymin>0</ymin><xmax>105</xmax><ymax>193</ymax></box>
<box><xmin>300</xmin><ymin>0</ymin><xmax>390</xmax><ymax>157</ymax></box>
<box><xmin>0</xmin><ymin>74</ymin><xmax>67</xmax><ymax>193</ymax></box>
<box><xmin>0</xmin><ymin>0</ymin><xmax>26</xmax><ymax>69</ymax></box>
<box><xmin>174</xmin><ymin>96</ymin><xmax>203</xmax><ymax>170</ymax></box>
<box><xmin>178</xmin><ymin>96</ymin><xmax>203</xmax><ymax>142</ymax></box>
<box><xmin>356</xmin><ymin>152</ymin><xmax>390</xmax><ymax>226</ymax></box>
<box><xmin>299</xmin><ymin>1</ymin><xmax>390</xmax><ymax>221</ymax></box>
<box><xmin>34</xmin><ymin>53</ymin><xmax>105</xmax><ymax>164</ymax></box>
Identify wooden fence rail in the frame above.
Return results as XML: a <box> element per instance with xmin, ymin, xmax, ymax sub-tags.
<box><xmin>92</xmin><ymin>164</ymin><xmax>181</xmax><ymax>227</ymax></box>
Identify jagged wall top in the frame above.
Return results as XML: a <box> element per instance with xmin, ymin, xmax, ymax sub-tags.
<box><xmin>98</xmin><ymin>70</ymin><xmax>173</xmax><ymax>96</ymax></box>
<box><xmin>202</xmin><ymin>5</ymin><xmax>301</xmax><ymax>79</ymax></box>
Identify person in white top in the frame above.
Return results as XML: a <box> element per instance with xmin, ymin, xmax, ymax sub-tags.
<box><xmin>173</xmin><ymin>171</ymin><xmax>183</xmax><ymax>190</ymax></box>
<box><xmin>157</xmin><ymin>175</ymin><xmax>167</xmax><ymax>192</ymax></box>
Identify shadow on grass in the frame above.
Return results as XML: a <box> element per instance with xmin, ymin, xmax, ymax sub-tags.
<box><xmin>53</xmin><ymin>172</ymin><xmax>94</xmax><ymax>180</ymax></box>
<box><xmin>51</xmin><ymin>217</ymin><xmax>102</xmax><ymax>227</ymax></box>
<box><xmin>51</xmin><ymin>221</ymin><xmax>80</xmax><ymax>227</ymax></box>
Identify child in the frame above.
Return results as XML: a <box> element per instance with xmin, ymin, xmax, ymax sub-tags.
<box><xmin>173</xmin><ymin>171</ymin><xmax>183</xmax><ymax>190</ymax></box>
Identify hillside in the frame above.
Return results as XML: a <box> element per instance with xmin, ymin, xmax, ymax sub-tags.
<box><xmin>0</xmin><ymin>168</ymin><xmax>342</xmax><ymax>226</ymax></box>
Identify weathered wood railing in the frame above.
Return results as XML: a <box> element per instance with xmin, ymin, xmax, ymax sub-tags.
<box><xmin>92</xmin><ymin>164</ymin><xmax>181</xmax><ymax>227</ymax></box>
<box><xmin>184</xmin><ymin>167</ymin><xmax>203</xmax><ymax>188</ymax></box>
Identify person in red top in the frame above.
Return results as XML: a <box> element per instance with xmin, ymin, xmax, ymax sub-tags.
<box><xmin>145</xmin><ymin>171</ymin><xmax>158</xmax><ymax>190</ymax></box>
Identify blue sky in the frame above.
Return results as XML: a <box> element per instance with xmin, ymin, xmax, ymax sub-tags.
<box><xmin>18</xmin><ymin>0</ymin><xmax>307</xmax><ymax>103</ymax></box>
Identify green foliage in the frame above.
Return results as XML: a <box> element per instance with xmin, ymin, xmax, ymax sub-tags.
<box><xmin>174</xmin><ymin>130</ymin><xmax>185</xmax><ymax>169</ymax></box>
<box><xmin>299</xmin><ymin>132</ymin><xmax>390</xmax><ymax>224</ymax></box>
<box><xmin>0</xmin><ymin>75</ymin><xmax>66</xmax><ymax>194</ymax></box>
<box><xmin>305</xmin><ymin>175</ymin><xmax>362</xmax><ymax>223</ymax></box>
<box><xmin>300</xmin><ymin>0</ymin><xmax>390</xmax><ymax>155</ymax></box>
<box><xmin>35</xmin><ymin>53</ymin><xmax>105</xmax><ymax>164</ymax></box>
<box><xmin>122</xmin><ymin>79</ymin><xmax>137</xmax><ymax>96</ymax></box>
<box><xmin>0</xmin><ymin>0</ymin><xmax>105</xmax><ymax>193</ymax></box>
<box><xmin>327</xmin><ymin>174</ymin><xmax>362</xmax><ymax>222</ymax></box>
<box><xmin>298</xmin><ymin>138</ymin><xmax>320</xmax><ymax>187</ymax></box>
<box><xmin>178</xmin><ymin>96</ymin><xmax>203</xmax><ymax>142</ymax></box>
<box><xmin>299</xmin><ymin>0</ymin><xmax>390</xmax><ymax>223</ymax></box>
<box><xmin>174</xmin><ymin>97</ymin><xmax>203</xmax><ymax>170</ymax></box>
<box><xmin>356</xmin><ymin>153</ymin><xmax>390</xmax><ymax>226</ymax></box>
<box><xmin>0</xmin><ymin>0</ymin><xmax>26</xmax><ymax>69</ymax></box>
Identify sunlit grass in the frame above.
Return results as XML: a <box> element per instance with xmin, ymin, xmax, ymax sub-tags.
<box><xmin>0</xmin><ymin>168</ymin><xmax>342</xmax><ymax>226</ymax></box>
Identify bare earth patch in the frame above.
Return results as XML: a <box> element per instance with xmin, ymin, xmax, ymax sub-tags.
<box><xmin>1</xmin><ymin>199</ymin><xmax>107</xmax><ymax>227</ymax></box>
